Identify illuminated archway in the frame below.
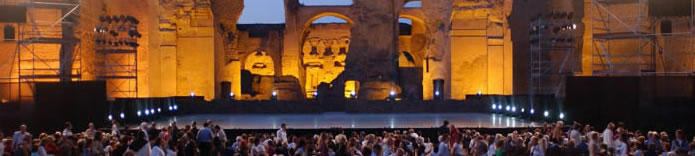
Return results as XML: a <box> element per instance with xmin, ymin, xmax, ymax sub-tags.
<box><xmin>244</xmin><ymin>50</ymin><xmax>274</xmax><ymax>76</ymax></box>
<box><xmin>301</xmin><ymin>13</ymin><xmax>353</xmax><ymax>98</ymax></box>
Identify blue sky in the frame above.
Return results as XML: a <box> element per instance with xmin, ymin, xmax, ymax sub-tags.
<box><xmin>237</xmin><ymin>0</ymin><xmax>418</xmax><ymax>24</ymax></box>
<box><xmin>238</xmin><ymin>0</ymin><xmax>353</xmax><ymax>24</ymax></box>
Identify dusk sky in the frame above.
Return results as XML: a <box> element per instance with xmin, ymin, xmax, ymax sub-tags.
<box><xmin>237</xmin><ymin>0</ymin><xmax>420</xmax><ymax>24</ymax></box>
<box><xmin>238</xmin><ymin>0</ymin><xmax>352</xmax><ymax>24</ymax></box>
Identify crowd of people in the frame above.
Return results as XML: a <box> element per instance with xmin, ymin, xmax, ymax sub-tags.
<box><xmin>0</xmin><ymin>120</ymin><xmax>694</xmax><ymax>156</ymax></box>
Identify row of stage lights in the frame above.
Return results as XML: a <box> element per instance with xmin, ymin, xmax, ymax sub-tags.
<box><xmin>490</xmin><ymin>103</ymin><xmax>565</xmax><ymax>120</ymax></box>
<box><xmin>107</xmin><ymin>104</ymin><xmax>179</xmax><ymax>121</ymax></box>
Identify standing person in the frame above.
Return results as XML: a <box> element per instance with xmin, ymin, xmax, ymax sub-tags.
<box><xmin>169</xmin><ymin>121</ymin><xmax>179</xmax><ymax>148</ymax></box>
<box><xmin>84</xmin><ymin>122</ymin><xmax>97</xmax><ymax>140</ymax></box>
<box><xmin>130</xmin><ymin>122</ymin><xmax>151</xmax><ymax>156</ymax></box>
<box><xmin>603</xmin><ymin>122</ymin><xmax>615</xmax><ymax>149</ymax></box>
<box><xmin>614</xmin><ymin>134</ymin><xmax>628</xmax><ymax>156</ymax></box>
<box><xmin>0</xmin><ymin>132</ymin><xmax>5</xmax><ymax>156</ymax></box>
<box><xmin>439</xmin><ymin>120</ymin><xmax>450</xmax><ymax>135</ymax></box>
<box><xmin>111</xmin><ymin>120</ymin><xmax>120</xmax><ymax>137</ymax></box>
<box><xmin>277</xmin><ymin>123</ymin><xmax>288</xmax><ymax>144</ymax></box>
<box><xmin>151</xmin><ymin>138</ymin><xmax>165</xmax><ymax>156</ymax></box>
<box><xmin>671</xmin><ymin>129</ymin><xmax>689</xmax><ymax>153</ymax></box>
<box><xmin>434</xmin><ymin>135</ymin><xmax>450</xmax><ymax>156</ymax></box>
<box><xmin>12</xmin><ymin>124</ymin><xmax>30</xmax><ymax>153</ymax></box>
<box><xmin>213</xmin><ymin>125</ymin><xmax>227</xmax><ymax>155</ymax></box>
<box><xmin>197</xmin><ymin>122</ymin><xmax>214</xmax><ymax>156</ymax></box>
<box><xmin>62</xmin><ymin>122</ymin><xmax>73</xmax><ymax>137</ymax></box>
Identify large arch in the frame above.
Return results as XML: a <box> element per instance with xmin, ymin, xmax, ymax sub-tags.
<box><xmin>302</xmin><ymin>12</ymin><xmax>354</xmax><ymax>29</ymax></box>
<box><xmin>299</xmin><ymin>13</ymin><xmax>353</xmax><ymax>98</ymax></box>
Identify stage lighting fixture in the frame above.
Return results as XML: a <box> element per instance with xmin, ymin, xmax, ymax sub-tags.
<box><xmin>108</xmin><ymin>115</ymin><xmax>113</xmax><ymax>121</ymax></box>
<box><xmin>389</xmin><ymin>90</ymin><xmax>396</xmax><ymax>97</ymax></box>
<box><xmin>168</xmin><ymin>106</ymin><xmax>173</xmax><ymax>111</ymax></box>
<box><xmin>350</xmin><ymin>91</ymin><xmax>356</xmax><ymax>98</ymax></box>
<box><xmin>505</xmin><ymin>105</ymin><xmax>511</xmax><ymax>112</ymax></box>
<box><xmin>435</xmin><ymin>91</ymin><xmax>440</xmax><ymax>96</ymax></box>
<box><xmin>543</xmin><ymin>110</ymin><xmax>549</xmax><ymax>117</ymax></box>
<box><xmin>559</xmin><ymin>113</ymin><xmax>565</xmax><ymax>119</ymax></box>
<box><xmin>157</xmin><ymin>108</ymin><xmax>162</xmax><ymax>113</ymax></box>
<box><xmin>313</xmin><ymin>91</ymin><xmax>318</xmax><ymax>97</ymax></box>
<box><xmin>120</xmin><ymin>113</ymin><xmax>125</xmax><ymax>119</ymax></box>
<box><xmin>173</xmin><ymin>105</ymin><xmax>178</xmax><ymax>110</ymax></box>
<box><xmin>521</xmin><ymin>108</ymin><xmax>525</xmax><ymax>113</ymax></box>
<box><xmin>530</xmin><ymin>109</ymin><xmax>535</xmax><ymax>114</ymax></box>
<box><xmin>477</xmin><ymin>90</ymin><xmax>482</xmax><ymax>96</ymax></box>
<box><xmin>491</xmin><ymin>104</ymin><xmax>496</xmax><ymax>110</ymax></box>
<box><xmin>137</xmin><ymin>111</ymin><xmax>142</xmax><ymax>117</ymax></box>
<box><xmin>230</xmin><ymin>92</ymin><xmax>235</xmax><ymax>98</ymax></box>
<box><xmin>272</xmin><ymin>91</ymin><xmax>278</xmax><ymax>98</ymax></box>
<box><xmin>512</xmin><ymin>106</ymin><xmax>517</xmax><ymax>112</ymax></box>
<box><xmin>190</xmin><ymin>91</ymin><xmax>195</xmax><ymax>97</ymax></box>
<box><xmin>145</xmin><ymin>109</ymin><xmax>150</xmax><ymax>116</ymax></box>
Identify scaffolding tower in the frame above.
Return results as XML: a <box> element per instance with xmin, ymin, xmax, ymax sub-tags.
<box><xmin>12</xmin><ymin>0</ymin><xmax>81</xmax><ymax>102</ymax></box>
<box><xmin>590</xmin><ymin>0</ymin><xmax>695</xmax><ymax>75</ymax></box>
<box><xmin>529</xmin><ymin>13</ymin><xmax>580</xmax><ymax>97</ymax></box>
<box><xmin>94</xmin><ymin>14</ymin><xmax>141</xmax><ymax>99</ymax></box>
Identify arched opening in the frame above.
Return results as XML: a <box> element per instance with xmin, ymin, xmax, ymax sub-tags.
<box><xmin>301</xmin><ymin>14</ymin><xmax>352</xmax><ymax>98</ymax></box>
<box><xmin>299</xmin><ymin>0</ymin><xmax>353</xmax><ymax>6</ymax></box>
<box><xmin>403</xmin><ymin>0</ymin><xmax>422</xmax><ymax>8</ymax></box>
<box><xmin>397</xmin><ymin>16</ymin><xmax>426</xmax><ymax>67</ymax></box>
<box><xmin>244</xmin><ymin>50</ymin><xmax>275</xmax><ymax>76</ymax></box>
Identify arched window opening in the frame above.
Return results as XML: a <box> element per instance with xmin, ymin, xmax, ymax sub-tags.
<box><xmin>403</xmin><ymin>0</ymin><xmax>422</xmax><ymax>8</ymax></box>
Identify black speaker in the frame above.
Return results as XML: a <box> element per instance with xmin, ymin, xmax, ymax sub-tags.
<box><xmin>661</xmin><ymin>20</ymin><xmax>672</xmax><ymax>35</ymax></box>
<box><xmin>3</xmin><ymin>25</ymin><xmax>15</xmax><ymax>40</ymax></box>
<box><xmin>433</xmin><ymin>79</ymin><xmax>444</xmax><ymax>100</ymax></box>
<box><xmin>220</xmin><ymin>81</ymin><xmax>231</xmax><ymax>99</ymax></box>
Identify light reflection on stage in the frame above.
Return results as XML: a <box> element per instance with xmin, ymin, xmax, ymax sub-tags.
<box><xmin>154</xmin><ymin>113</ymin><xmax>538</xmax><ymax>129</ymax></box>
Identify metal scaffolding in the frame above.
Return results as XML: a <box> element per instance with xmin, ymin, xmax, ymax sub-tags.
<box><xmin>11</xmin><ymin>0</ymin><xmax>81</xmax><ymax>102</ymax></box>
<box><xmin>94</xmin><ymin>14</ymin><xmax>141</xmax><ymax>99</ymax></box>
<box><xmin>590</xmin><ymin>0</ymin><xmax>695</xmax><ymax>75</ymax></box>
<box><xmin>529</xmin><ymin>13</ymin><xmax>580</xmax><ymax>97</ymax></box>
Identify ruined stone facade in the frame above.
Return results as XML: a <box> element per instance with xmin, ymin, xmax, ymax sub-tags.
<box><xmin>0</xmin><ymin>0</ymin><xmax>523</xmax><ymax>101</ymax></box>
<box><xmin>2</xmin><ymin>0</ymin><xmax>691</xmax><ymax>102</ymax></box>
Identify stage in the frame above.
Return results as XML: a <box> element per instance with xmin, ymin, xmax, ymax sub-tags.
<box><xmin>154</xmin><ymin>113</ymin><xmax>537</xmax><ymax>129</ymax></box>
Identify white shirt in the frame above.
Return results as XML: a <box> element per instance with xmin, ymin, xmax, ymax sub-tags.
<box><xmin>569</xmin><ymin>130</ymin><xmax>581</xmax><ymax>144</ymax></box>
<box><xmin>0</xmin><ymin>140</ymin><xmax>5</xmax><ymax>156</ymax></box>
<box><xmin>602</xmin><ymin>129</ymin><xmax>613</xmax><ymax>148</ymax></box>
<box><xmin>62</xmin><ymin>129</ymin><xmax>73</xmax><ymax>137</ymax></box>
<box><xmin>151</xmin><ymin>145</ymin><xmax>165</xmax><ymax>156</ymax></box>
<box><xmin>276</xmin><ymin>128</ymin><xmax>287</xmax><ymax>143</ymax></box>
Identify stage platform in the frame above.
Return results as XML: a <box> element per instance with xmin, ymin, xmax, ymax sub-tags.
<box><xmin>154</xmin><ymin>113</ymin><xmax>537</xmax><ymax>129</ymax></box>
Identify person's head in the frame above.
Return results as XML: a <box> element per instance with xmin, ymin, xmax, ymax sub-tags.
<box><xmin>607</xmin><ymin>122</ymin><xmax>615</xmax><ymax>130</ymax></box>
<box><xmin>65</xmin><ymin>122</ymin><xmax>72</xmax><ymax>129</ymax></box>
<box><xmin>281</xmin><ymin>123</ymin><xmax>287</xmax><ymax>129</ymax></box>
<box><xmin>203</xmin><ymin>122</ymin><xmax>210</xmax><ymax>128</ymax></box>
<box><xmin>88</xmin><ymin>122</ymin><xmax>95</xmax><ymax>129</ymax></box>
<box><xmin>19</xmin><ymin>124</ymin><xmax>27</xmax><ymax>132</ymax></box>
<box><xmin>675</xmin><ymin>129</ymin><xmax>685</xmax><ymax>139</ymax></box>
<box><xmin>443</xmin><ymin>120</ymin><xmax>449</xmax><ymax>126</ymax></box>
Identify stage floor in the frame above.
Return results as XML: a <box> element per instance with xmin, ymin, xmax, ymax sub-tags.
<box><xmin>155</xmin><ymin>113</ymin><xmax>537</xmax><ymax>129</ymax></box>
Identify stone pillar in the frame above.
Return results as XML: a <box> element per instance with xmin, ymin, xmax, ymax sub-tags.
<box><xmin>282</xmin><ymin>0</ymin><xmax>304</xmax><ymax>85</ymax></box>
<box><xmin>423</xmin><ymin>0</ymin><xmax>453</xmax><ymax>99</ymax></box>
<box><xmin>345</xmin><ymin>0</ymin><xmax>401</xmax><ymax>100</ymax></box>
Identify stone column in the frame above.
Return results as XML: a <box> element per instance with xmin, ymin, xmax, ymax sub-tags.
<box><xmin>423</xmin><ymin>0</ymin><xmax>453</xmax><ymax>99</ymax></box>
